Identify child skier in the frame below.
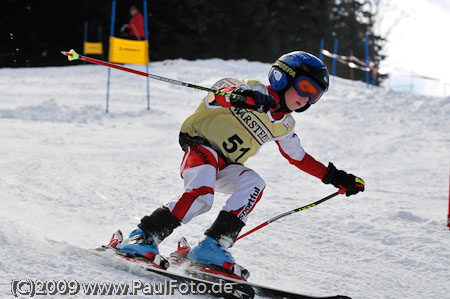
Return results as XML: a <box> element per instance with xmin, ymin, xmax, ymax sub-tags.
<box><xmin>113</xmin><ymin>51</ymin><xmax>365</xmax><ymax>276</ymax></box>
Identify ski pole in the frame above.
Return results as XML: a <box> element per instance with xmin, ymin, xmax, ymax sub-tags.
<box><xmin>236</xmin><ymin>191</ymin><xmax>341</xmax><ymax>241</ymax></box>
<box><xmin>60</xmin><ymin>49</ymin><xmax>246</xmax><ymax>102</ymax></box>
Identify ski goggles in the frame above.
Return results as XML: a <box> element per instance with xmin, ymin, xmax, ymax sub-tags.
<box><xmin>293</xmin><ymin>76</ymin><xmax>325</xmax><ymax>104</ymax></box>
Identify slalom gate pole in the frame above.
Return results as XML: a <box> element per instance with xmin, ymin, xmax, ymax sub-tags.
<box><xmin>236</xmin><ymin>191</ymin><xmax>340</xmax><ymax>241</ymax></box>
<box><xmin>83</xmin><ymin>21</ymin><xmax>88</xmax><ymax>64</ymax></box>
<box><xmin>143</xmin><ymin>0</ymin><xmax>150</xmax><ymax>110</ymax></box>
<box><xmin>61</xmin><ymin>50</ymin><xmax>246</xmax><ymax>102</ymax></box>
<box><xmin>106</xmin><ymin>0</ymin><xmax>116</xmax><ymax>113</ymax></box>
<box><xmin>448</xmin><ymin>162</ymin><xmax>450</xmax><ymax>230</ymax></box>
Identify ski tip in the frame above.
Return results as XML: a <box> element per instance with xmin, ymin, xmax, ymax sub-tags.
<box><xmin>177</xmin><ymin>236</ymin><xmax>191</xmax><ymax>257</ymax></box>
<box><xmin>108</xmin><ymin>229</ymin><xmax>123</xmax><ymax>248</ymax></box>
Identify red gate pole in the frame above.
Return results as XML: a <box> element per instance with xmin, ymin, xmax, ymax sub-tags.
<box><xmin>447</xmin><ymin>162</ymin><xmax>450</xmax><ymax>230</ymax></box>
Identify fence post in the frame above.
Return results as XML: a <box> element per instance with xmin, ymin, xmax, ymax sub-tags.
<box><xmin>365</xmin><ymin>35</ymin><xmax>369</xmax><ymax>88</ymax></box>
<box><xmin>319</xmin><ymin>38</ymin><xmax>324</xmax><ymax>61</ymax></box>
<box><xmin>349</xmin><ymin>50</ymin><xmax>354</xmax><ymax>82</ymax></box>
<box><xmin>332</xmin><ymin>39</ymin><xmax>338</xmax><ymax>79</ymax></box>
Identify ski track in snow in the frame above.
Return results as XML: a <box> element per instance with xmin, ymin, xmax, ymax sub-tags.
<box><xmin>1</xmin><ymin>60</ymin><xmax>449</xmax><ymax>298</ymax></box>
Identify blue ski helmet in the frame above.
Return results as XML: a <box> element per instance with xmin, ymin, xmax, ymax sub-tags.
<box><xmin>268</xmin><ymin>51</ymin><xmax>329</xmax><ymax>93</ymax></box>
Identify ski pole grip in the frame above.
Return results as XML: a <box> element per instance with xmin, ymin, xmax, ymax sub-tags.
<box><xmin>231</xmin><ymin>93</ymin><xmax>248</xmax><ymax>102</ymax></box>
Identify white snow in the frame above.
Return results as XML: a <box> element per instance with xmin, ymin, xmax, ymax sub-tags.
<box><xmin>1</xmin><ymin>59</ymin><xmax>449</xmax><ymax>298</ymax></box>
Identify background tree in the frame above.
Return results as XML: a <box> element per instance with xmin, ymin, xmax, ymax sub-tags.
<box><xmin>0</xmin><ymin>0</ymin><xmax>387</xmax><ymax>85</ymax></box>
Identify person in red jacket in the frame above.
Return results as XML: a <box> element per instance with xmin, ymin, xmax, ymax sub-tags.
<box><xmin>120</xmin><ymin>5</ymin><xmax>145</xmax><ymax>40</ymax></box>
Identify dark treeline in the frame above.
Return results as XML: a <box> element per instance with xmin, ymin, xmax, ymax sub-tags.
<box><xmin>0</xmin><ymin>0</ymin><xmax>386</xmax><ymax>84</ymax></box>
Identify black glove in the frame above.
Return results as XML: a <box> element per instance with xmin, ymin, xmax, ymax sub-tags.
<box><xmin>322</xmin><ymin>163</ymin><xmax>365</xmax><ymax>196</ymax></box>
<box><xmin>231</xmin><ymin>88</ymin><xmax>277</xmax><ymax>113</ymax></box>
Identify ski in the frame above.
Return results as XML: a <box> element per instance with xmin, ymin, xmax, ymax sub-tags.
<box><xmin>93</xmin><ymin>245</ymin><xmax>256</xmax><ymax>298</ymax></box>
<box><xmin>90</xmin><ymin>231</ymin><xmax>351</xmax><ymax>299</ymax></box>
<box><xmin>95</xmin><ymin>245</ymin><xmax>350</xmax><ymax>299</ymax></box>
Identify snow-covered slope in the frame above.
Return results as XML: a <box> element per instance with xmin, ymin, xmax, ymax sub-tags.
<box><xmin>1</xmin><ymin>59</ymin><xmax>449</xmax><ymax>298</ymax></box>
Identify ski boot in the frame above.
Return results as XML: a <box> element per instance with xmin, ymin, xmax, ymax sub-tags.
<box><xmin>106</xmin><ymin>228</ymin><xmax>169</xmax><ymax>269</ymax></box>
<box><xmin>114</xmin><ymin>228</ymin><xmax>160</xmax><ymax>260</ymax></box>
<box><xmin>187</xmin><ymin>236</ymin><xmax>249</xmax><ymax>280</ymax></box>
<box><xmin>109</xmin><ymin>207</ymin><xmax>181</xmax><ymax>270</ymax></box>
<box><xmin>187</xmin><ymin>210</ymin><xmax>250</xmax><ymax>280</ymax></box>
<box><xmin>188</xmin><ymin>236</ymin><xmax>234</xmax><ymax>264</ymax></box>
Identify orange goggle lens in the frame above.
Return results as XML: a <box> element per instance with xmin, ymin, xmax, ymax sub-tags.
<box><xmin>294</xmin><ymin>76</ymin><xmax>324</xmax><ymax>104</ymax></box>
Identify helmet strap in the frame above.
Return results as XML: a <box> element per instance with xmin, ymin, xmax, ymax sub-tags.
<box><xmin>295</xmin><ymin>103</ymin><xmax>311</xmax><ymax>113</ymax></box>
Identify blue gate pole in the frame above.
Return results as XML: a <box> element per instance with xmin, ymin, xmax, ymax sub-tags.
<box><xmin>365</xmin><ymin>35</ymin><xmax>370</xmax><ymax>88</ymax></box>
<box><xmin>98</xmin><ymin>25</ymin><xmax>103</xmax><ymax>59</ymax></box>
<box><xmin>143</xmin><ymin>0</ymin><xmax>150</xmax><ymax>110</ymax></box>
<box><xmin>83</xmin><ymin>21</ymin><xmax>88</xmax><ymax>64</ymax></box>
<box><xmin>106</xmin><ymin>0</ymin><xmax>116</xmax><ymax>113</ymax></box>
<box><xmin>319</xmin><ymin>38</ymin><xmax>324</xmax><ymax>61</ymax></box>
<box><xmin>332</xmin><ymin>39</ymin><xmax>338</xmax><ymax>80</ymax></box>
